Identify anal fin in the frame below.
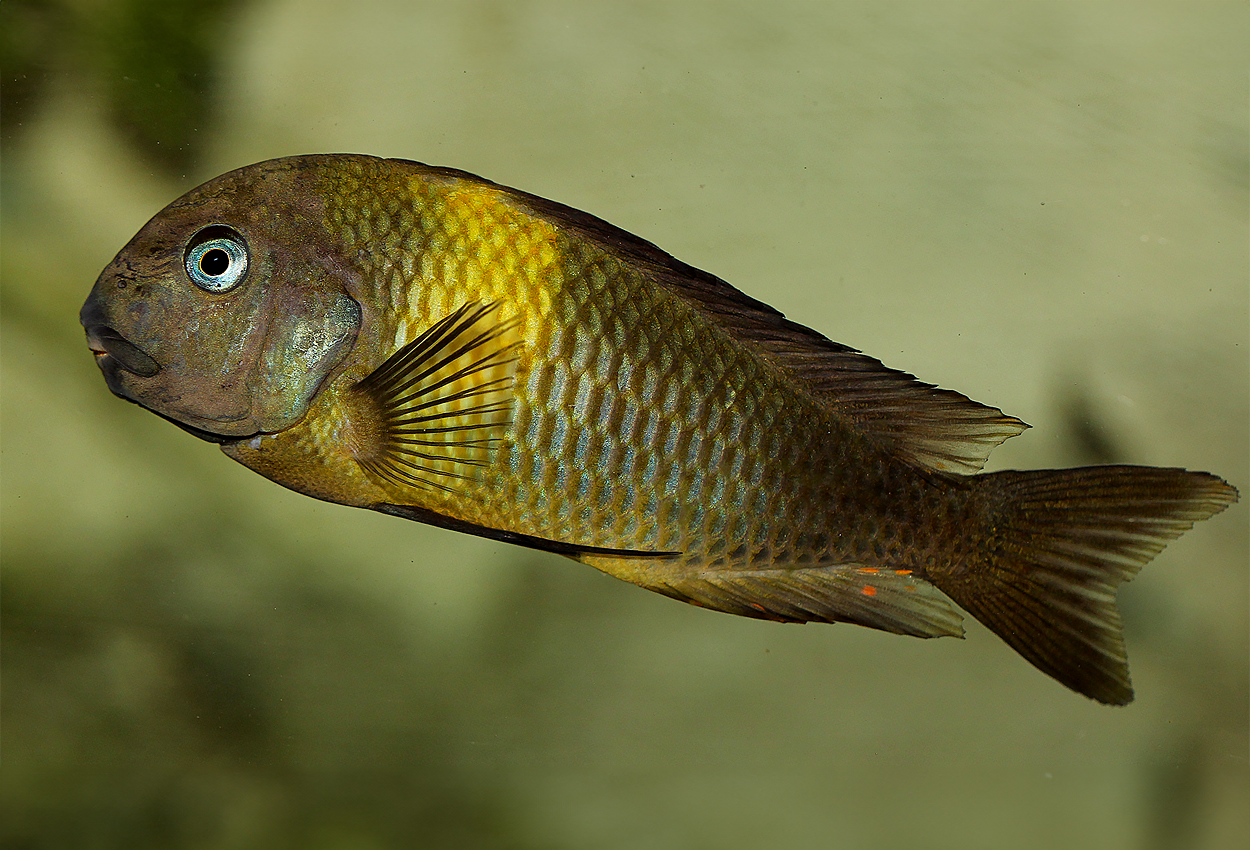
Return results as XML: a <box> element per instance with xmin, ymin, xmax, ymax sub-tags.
<box><xmin>585</xmin><ymin>557</ymin><xmax>966</xmax><ymax>639</ymax></box>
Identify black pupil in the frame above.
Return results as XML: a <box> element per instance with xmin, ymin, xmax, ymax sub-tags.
<box><xmin>200</xmin><ymin>247</ymin><xmax>230</xmax><ymax>276</ymax></box>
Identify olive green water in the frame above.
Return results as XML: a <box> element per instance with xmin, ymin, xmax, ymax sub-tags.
<box><xmin>3</xmin><ymin>2</ymin><xmax>1247</xmax><ymax>848</ymax></box>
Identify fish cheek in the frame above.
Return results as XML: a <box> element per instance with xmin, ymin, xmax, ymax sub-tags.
<box><xmin>249</xmin><ymin>275</ymin><xmax>362</xmax><ymax>433</ymax></box>
<box><xmin>146</xmin><ymin>282</ymin><xmax>274</xmax><ymax>428</ymax></box>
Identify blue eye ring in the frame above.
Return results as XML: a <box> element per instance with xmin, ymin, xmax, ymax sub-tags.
<box><xmin>185</xmin><ymin>226</ymin><xmax>249</xmax><ymax>292</ymax></box>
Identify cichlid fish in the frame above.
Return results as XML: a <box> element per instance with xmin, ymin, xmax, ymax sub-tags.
<box><xmin>81</xmin><ymin>155</ymin><xmax>1237</xmax><ymax>705</ymax></box>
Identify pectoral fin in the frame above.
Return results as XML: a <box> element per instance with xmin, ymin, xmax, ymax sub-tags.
<box><xmin>346</xmin><ymin>301</ymin><xmax>522</xmax><ymax>492</ymax></box>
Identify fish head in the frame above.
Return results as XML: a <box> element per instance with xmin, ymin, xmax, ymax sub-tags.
<box><xmin>80</xmin><ymin>160</ymin><xmax>362</xmax><ymax>441</ymax></box>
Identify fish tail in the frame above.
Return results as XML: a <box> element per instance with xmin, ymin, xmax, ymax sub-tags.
<box><xmin>934</xmin><ymin>466</ymin><xmax>1238</xmax><ymax>705</ymax></box>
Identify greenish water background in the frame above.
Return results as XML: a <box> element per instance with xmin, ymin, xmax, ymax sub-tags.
<box><xmin>3</xmin><ymin>2</ymin><xmax>1247</xmax><ymax>848</ymax></box>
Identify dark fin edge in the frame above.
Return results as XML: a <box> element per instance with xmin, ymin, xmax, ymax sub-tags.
<box><xmin>351</xmin><ymin>301</ymin><xmax>520</xmax><ymax>493</ymax></box>
<box><xmin>377</xmin><ymin>502</ymin><xmax>679</xmax><ymax>559</ymax></box>
<box><xmin>939</xmin><ymin>466</ymin><xmax>1239</xmax><ymax>705</ymax></box>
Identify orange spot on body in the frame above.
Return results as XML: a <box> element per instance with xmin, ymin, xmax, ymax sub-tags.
<box><xmin>894</xmin><ymin>569</ymin><xmax>913</xmax><ymax>575</ymax></box>
<box><xmin>861</xmin><ymin>585</ymin><xmax>878</xmax><ymax>596</ymax></box>
<box><xmin>859</xmin><ymin>567</ymin><xmax>880</xmax><ymax>574</ymax></box>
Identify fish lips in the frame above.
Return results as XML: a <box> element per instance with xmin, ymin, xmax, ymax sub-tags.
<box><xmin>84</xmin><ymin>324</ymin><xmax>162</xmax><ymax>379</ymax></box>
<box><xmin>81</xmin><ymin>294</ymin><xmax>161</xmax><ymax>382</ymax></box>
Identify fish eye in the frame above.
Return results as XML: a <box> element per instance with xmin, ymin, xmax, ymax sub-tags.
<box><xmin>185</xmin><ymin>226</ymin><xmax>249</xmax><ymax>292</ymax></box>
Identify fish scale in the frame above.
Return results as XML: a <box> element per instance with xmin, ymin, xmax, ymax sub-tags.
<box><xmin>335</xmin><ymin>160</ymin><xmax>848</xmax><ymax>566</ymax></box>
<box><xmin>81</xmin><ymin>154</ymin><xmax>1238</xmax><ymax>704</ymax></box>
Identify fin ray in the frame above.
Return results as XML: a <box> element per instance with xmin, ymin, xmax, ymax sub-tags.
<box><xmin>936</xmin><ymin>466</ymin><xmax>1239</xmax><ymax>705</ymax></box>
<box><xmin>583</xmin><ymin>557</ymin><xmax>966</xmax><ymax>639</ymax></box>
<box><xmin>349</xmin><ymin>301</ymin><xmax>521</xmax><ymax>492</ymax></box>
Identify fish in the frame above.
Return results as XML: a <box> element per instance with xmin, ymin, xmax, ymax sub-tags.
<box><xmin>80</xmin><ymin>154</ymin><xmax>1238</xmax><ymax>705</ymax></box>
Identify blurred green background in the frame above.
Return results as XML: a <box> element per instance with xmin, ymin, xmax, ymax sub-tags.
<box><xmin>2</xmin><ymin>1</ymin><xmax>1247</xmax><ymax>848</ymax></box>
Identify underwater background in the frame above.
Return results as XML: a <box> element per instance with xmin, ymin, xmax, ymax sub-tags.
<box><xmin>3</xmin><ymin>2</ymin><xmax>1247</xmax><ymax>848</ymax></box>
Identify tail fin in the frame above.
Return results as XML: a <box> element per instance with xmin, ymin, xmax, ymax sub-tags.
<box><xmin>934</xmin><ymin>466</ymin><xmax>1238</xmax><ymax>705</ymax></box>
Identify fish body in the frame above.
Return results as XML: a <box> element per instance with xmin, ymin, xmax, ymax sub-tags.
<box><xmin>81</xmin><ymin>155</ymin><xmax>1238</xmax><ymax>704</ymax></box>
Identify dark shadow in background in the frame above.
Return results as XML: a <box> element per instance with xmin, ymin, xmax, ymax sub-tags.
<box><xmin>3</xmin><ymin>0</ymin><xmax>241</xmax><ymax>172</ymax></box>
<box><xmin>2</xmin><ymin>533</ymin><xmax>562</xmax><ymax>848</ymax></box>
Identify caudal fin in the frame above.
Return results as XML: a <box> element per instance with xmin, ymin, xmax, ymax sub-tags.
<box><xmin>935</xmin><ymin>466</ymin><xmax>1238</xmax><ymax>705</ymax></box>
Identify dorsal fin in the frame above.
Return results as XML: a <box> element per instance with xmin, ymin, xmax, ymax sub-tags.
<box><xmin>346</xmin><ymin>301</ymin><xmax>521</xmax><ymax>492</ymax></box>
<box><xmin>433</xmin><ymin>168</ymin><xmax>1027</xmax><ymax>474</ymax></box>
<box><xmin>748</xmin><ymin>346</ymin><xmax>1029</xmax><ymax>474</ymax></box>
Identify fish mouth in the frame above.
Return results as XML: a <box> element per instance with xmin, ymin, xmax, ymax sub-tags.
<box><xmin>84</xmin><ymin>326</ymin><xmax>161</xmax><ymax>378</ymax></box>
